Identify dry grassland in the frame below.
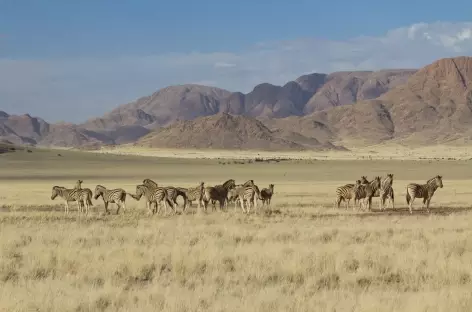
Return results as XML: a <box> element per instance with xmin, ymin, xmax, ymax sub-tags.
<box><xmin>2</xmin><ymin>147</ymin><xmax>472</xmax><ymax>311</ymax></box>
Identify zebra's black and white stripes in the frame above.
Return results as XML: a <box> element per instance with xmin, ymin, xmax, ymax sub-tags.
<box><xmin>354</xmin><ymin>176</ymin><xmax>382</xmax><ymax>211</ymax></box>
<box><xmin>132</xmin><ymin>184</ymin><xmax>169</xmax><ymax>215</ymax></box>
<box><xmin>94</xmin><ymin>185</ymin><xmax>127</xmax><ymax>214</ymax></box>
<box><xmin>379</xmin><ymin>174</ymin><xmax>394</xmax><ymax>211</ymax></box>
<box><xmin>406</xmin><ymin>175</ymin><xmax>443</xmax><ymax>214</ymax></box>
<box><xmin>335</xmin><ymin>180</ymin><xmax>362</xmax><ymax>209</ymax></box>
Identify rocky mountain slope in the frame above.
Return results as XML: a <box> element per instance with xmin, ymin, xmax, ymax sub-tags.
<box><xmin>3</xmin><ymin>57</ymin><xmax>472</xmax><ymax>149</ymax></box>
<box><xmin>264</xmin><ymin>56</ymin><xmax>472</xmax><ymax>145</ymax></box>
<box><xmin>80</xmin><ymin>69</ymin><xmax>416</xmax><ymax>131</ymax></box>
<box><xmin>134</xmin><ymin>113</ymin><xmax>342</xmax><ymax>151</ymax></box>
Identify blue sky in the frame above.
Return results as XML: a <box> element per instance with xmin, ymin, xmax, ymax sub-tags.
<box><xmin>1</xmin><ymin>0</ymin><xmax>472</xmax><ymax>122</ymax></box>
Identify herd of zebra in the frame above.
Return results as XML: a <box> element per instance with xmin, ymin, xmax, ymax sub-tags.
<box><xmin>50</xmin><ymin>178</ymin><xmax>275</xmax><ymax>216</ymax></box>
<box><xmin>335</xmin><ymin>174</ymin><xmax>444</xmax><ymax>214</ymax></box>
<box><xmin>49</xmin><ymin>174</ymin><xmax>443</xmax><ymax>216</ymax></box>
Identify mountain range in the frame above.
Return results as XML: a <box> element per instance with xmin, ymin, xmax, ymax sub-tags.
<box><xmin>2</xmin><ymin>56</ymin><xmax>472</xmax><ymax>150</ymax></box>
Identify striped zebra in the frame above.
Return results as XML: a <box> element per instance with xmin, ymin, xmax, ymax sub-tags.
<box><xmin>75</xmin><ymin>180</ymin><xmax>93</xmax><ymax>215</ymax></box>
<box><xmin>73</xmin><ymin>180</ymin><xmax>93</xmax><ymax>215</ymax></box>
<box><xmin>176</xmin><ymin>182</ymin><xmax>205</xmax><ymax>212</ymax></box>
<box><xmin>226</xmin><ymin>188</ymin><xmax>240</xmax><ymax>210</ymax></box>
<box><xmin>334</xmin><ymin>180</ymin><xmax>362</xmax><ymax>209</ymax></box>
<box><xmin>232</xmin><ymin>181</ymin><xmax>263</xmax><ymax>214</ymax></box>
<box><xmin>51</xmin><ymin>186</ymin><xmax>87</xmax><ymax>214</ymax></box>
<box><xmin>406</xmin><ymin>175</ymin><xmax>443</xmax><ymax>214</ymax></box>
<box><xmin>131</xmin><ymin>184</ymin><xmax>170</xmax><ymax>215</ymax></box>
<box><xmin>142</xmin><ymin>179</ymin><xmax>182</xmax><ymax>212</ymax></box>
<box><xmin>93</xmin><ymin>185</ymin><xmax>127</xmax><ymax>215</ymax></box>
<box><xmin>379</xmin><ymin>174</ymin><xmax>395</xmax><ymax>211</ymax></box>
<box><xmin>358</xmin><ymin>175</ymin><xmax>394</xmax><ymax>210</ymax></box>
<box><xmin>202</xmin><ymin>179</ymin><xmax>236</xmax><ymax>212</ymax></box>
<box><xmin>354</xmin><ymin>176</ymin><xmax>381</xmax><ymax>211</ymax></box>
<box><xmin>226</xmin><ymin>180</ymin><xmax>255</xmax><ymax>210</ymax></box>
<box><xmin>261</xmin><ymin>184</ymin><xmax>275</xmax><ymax>207</ymax></box>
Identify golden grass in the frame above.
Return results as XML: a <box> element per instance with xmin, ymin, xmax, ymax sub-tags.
<box><xmin>1</xmin><ymin>147</ymin><xmax>472</xmax><ymax>311</ymax></box>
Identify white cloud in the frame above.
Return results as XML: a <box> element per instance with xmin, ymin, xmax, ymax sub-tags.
<box><xmin>2</xmin><ymin>21</ymin><xmax>472</xmax><ymax>123</ymax></box>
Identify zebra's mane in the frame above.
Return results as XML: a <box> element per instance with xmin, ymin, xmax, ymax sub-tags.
<box><xmin>143</xmin><ymin>178</ymin><xmax>158</xmax><ymax>187</ymax></box>
<box><xmin>222</xmin><ymin>179</ymin><xmax>236</xmax><ymax>189</ymax></box>
<box><xmin>427</xmin><ymin>176</ymin><xmax>442</xmax><ymax>185</ymax></box>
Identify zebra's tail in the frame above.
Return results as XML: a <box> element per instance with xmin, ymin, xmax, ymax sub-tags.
<box><xmin>406</xmin><ymin>190</ymin><xmax>411</xmax><ymax>205</ymax></box>
<box><xmin>87</xmin><ymin>197</ymin><xmax>93</xmax><ymax>206</ymax></box>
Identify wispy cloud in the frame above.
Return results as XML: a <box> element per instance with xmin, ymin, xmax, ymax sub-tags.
<box><xmin>1</xmin><ymin>21</ymin><xmax>472</xmax><ymax>122</ymax></box>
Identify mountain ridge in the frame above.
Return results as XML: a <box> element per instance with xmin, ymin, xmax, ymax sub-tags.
<box><xmin>3</xmin><ymin>56</ymin><xmax>472</xmax><ymax>150</ymax></box>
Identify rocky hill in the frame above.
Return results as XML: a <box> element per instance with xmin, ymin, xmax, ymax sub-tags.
<box><xmin>264</xmin><ymin>56</ymin><xmax>472</xmax><ymax>145</ymax></box>
<box><xmin>3</xmin><ymin>57</ymin><xmax>472</xmax><ymax>149</ymax></box>
<box><xmin>134</xmin><ymin>113</ymin><xmax>341</xmax><ymax>151</ymax></box>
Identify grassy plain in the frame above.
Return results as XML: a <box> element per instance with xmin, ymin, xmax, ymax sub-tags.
<box><xmin>1</xmin><ymin>147</ymin><xmax>472</xmax><ymax>311</ymax></box>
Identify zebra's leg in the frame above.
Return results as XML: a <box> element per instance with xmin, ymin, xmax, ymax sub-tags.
<box><xmin>64</xmin><ymin>200</ymin><xmax>69</xmax><ymax>215</ymax></box>
<box><xmin>239</xmin><ymin>196</ymin><xmax>246</xmax><ymax>214</ymax></box>
<box><xmin>408</xmin><ymin>196</ymin><xmax>415</xmax><ymax>214</ymax></box>
<box><xmin>76</xmin><ymin>200</ymin><xmax>81</xmax><ymax>215</ymax></box>
<box><xmin>162</xmin><ymin>200</ymin><xmax>169</xmax><ymax>216</ymax></box>
<box><xmin>391</xmin><ymin>194</ymin><xmax>395</xmax><ymax>209</ymax></box>
<box><xmin>425</xmin><ymin>198</ymin><xmax>431</xmax><ymax>213</ymax></box>
<box><xmin>246</xmin><ymin>197</ymin><xmax>252</xmax><ymax>214</ymax></box>
<box><xmin>379</xmin><ymin>192</ymin><xmax>383</xmax><ymax>211</ymax></box>
<box><xmin>104</xmin><ymin>201</ymin><xmax>110</xmax><ymax>214</ymax></box>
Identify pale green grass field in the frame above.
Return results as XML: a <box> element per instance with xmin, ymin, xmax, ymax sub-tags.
<box><xmin>1</xmin><ymin>148</ymin><xmax>472</xmax><ymax>311</ymax></box>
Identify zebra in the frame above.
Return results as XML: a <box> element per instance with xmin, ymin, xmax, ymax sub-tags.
<box><xmin>260</xmin><ymin>184</ymin><xmax>275</xmax><ymax>207</ymax></box>
<box><xmin>73</xmin><ymin>180</ymin><xmax>93</xmax><ymax>215</ymax></box>
<box><xmin>226</xmin><ymin>188</ymin><xmax>240</xmax><ymax>210</ymax></box>
<box><xmin>354</xmin><ymin>176</ymin><xmax>381</xmax><ymax>211</ymax></box>
<box><xmin>233</xmin><ymin>181</ymin><xmax>263</xmax><ymax>214</ymax></box>
<box><xmin>406</xmin><ymin>175</ymin><xmax>443</xmax><ymax>214</ymax></box>
<box><xmin>379</xmin><ymin>174</ymin><xmax>395</xmax><ymax>211</ymax></box>
<box><xmin>51</xmin><ymin>186</ymin><xmax>86</xmax><ymax>214</ymax></box>
<box><xmin>202</xmin><ymin>179</ymin><xmax>236</xmax><ymax>212</ymax></box>
<box><xmin>142</xmin><ymin>179</ymin><xmax>182</xmax><ymax>212</ymax></box>
<box><xmin>334</xmin><ymin>180</ymin><xmax>362</xmax><ymax>209</ymax></box>
<box><xmin>358</xmin><ymin>175</ymin><xmax>393</xmax><ymax>209</ymax></box>
<box><xmin>93</xmin><ymin>185</ymin><xmax>127</xmax><ymax>214</ymax></box>
<box><xmin>176</xmin><ymin>182</ymin><xmax>205</xmax><ymax>212</ymax></box>
<box><xmin>131</xmin><ymin>184</ymin><xmax>170</xmax><ymax>215</ymax></box>
<box><xmin>226</xmin><ymin>180</ymin><xmax>255</xmax><ymax>210</ymax></box>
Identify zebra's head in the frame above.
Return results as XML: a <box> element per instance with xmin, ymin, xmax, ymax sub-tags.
<box><xmin>143</xmin><ymin>179</ymin><xmax>158</xmax><ymax>188</ymax></box>
<box><xmin>373</xmin><ymin>176</ymin><xmax>381</xmax><ymax>189</ymax></box>
<box><xmin>436</xmin><ymin>175</ymin><xmax>443</xmax><ymax>188</ymax></box>
<box><xmin>135</xmin><ymin>185</ymin><xmax>146</xmax><ymax>197</ymax></box>
<box><xmin>75</xmin><ymin>180</ymin><xmax>83</xmax><ymax>189</ymax></box>
<box><xmin>222</xmin><ymin>179</ymin><xmax>236</xmax><ymax>190</ymax></box>
<box><xmin>94</xmin><ymin>185</ymin><xmax>105</xmax><ymax>200</ymax></box>
<box><xmin>361</xmin><ymin>176</ymin><xmax>369</xmax><ymax>184</ymax></box>
<box><xmin>51</xmin><ymin>186</ymin><xmax>63</xmax><ymax>200</ymax></box>
<box><xmin>243</xmin><ymin>179</ymin><xmax>254</xmax><ymax>187</ymax></box>
<box><xmin>269</xmin><ymin>184</ymin><xmax>274</xmax><ymax>192</ymax></box>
